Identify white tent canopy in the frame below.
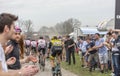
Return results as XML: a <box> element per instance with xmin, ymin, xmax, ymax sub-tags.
<box><xmin>69</xmin><ymin>32</ymin><xmax>74</xmax><ymax>36</ymax></box>
<box><xmin>80</xmin><ymin>27</ymin><xmax>107</xmax><ymax>35</ymax></box>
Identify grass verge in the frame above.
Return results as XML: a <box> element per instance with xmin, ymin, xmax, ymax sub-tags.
<box><xmin>61</xmin><ymin>54</ymin><xmax>111</xmax><ymax>76</ymax></box>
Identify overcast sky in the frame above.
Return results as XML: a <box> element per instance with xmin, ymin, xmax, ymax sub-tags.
<box><xmin>0</xmin><ymin>0</ymin><xmax>115</xmax><ymax>31</ymax></box>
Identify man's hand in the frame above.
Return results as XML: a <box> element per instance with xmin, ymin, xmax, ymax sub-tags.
<box><xmin>20</xmin><ymin>65</ymin><xmax>39</xmax><ymax>76</ymax></box>
<box><xmin>92</xmin><ymin>46</ymin><xmax>97</xmax><ymax>49</ymax></box>
<box><xmin>25</xmin><ymin>55</ymin><xmax>38</xmax><ymax>63</ymax></box>
<box><xmin>84</xmin><ymin>51</ymin><xmax>89</xmax><ymax>57</ymax></box>
<box><xmin>68</xmin><ymin>45</ymin><xmax>72</xmax><ymax>49</ymax></box>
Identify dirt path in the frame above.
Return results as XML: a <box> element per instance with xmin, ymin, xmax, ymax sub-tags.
<box><xmin>23</xmin><ymin>60</ymin><xmax>78</xmax><ymax>76</ymax></box>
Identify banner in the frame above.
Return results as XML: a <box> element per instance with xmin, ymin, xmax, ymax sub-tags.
<box><xmin>115</xmin><ymin>0</ymin><xmax>120</xmax><ymax>29</ymax></box>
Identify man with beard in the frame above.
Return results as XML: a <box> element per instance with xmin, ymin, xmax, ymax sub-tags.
<box><xmin>0</xmin><ymin>13</ymin><xmax>39</xmax><ymax>76</ymax></box>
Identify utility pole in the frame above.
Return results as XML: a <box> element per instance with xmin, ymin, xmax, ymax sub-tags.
<box><xmin>115</xmin><ymin>0</ymin><xmax>120</xmax><ymax>29</ymax></box>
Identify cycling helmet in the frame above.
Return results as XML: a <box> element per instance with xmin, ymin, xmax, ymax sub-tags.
<box><xmin>15</xmin><ymin>26</ymin><xmax>22</xmax><ymax>33</ymax></box>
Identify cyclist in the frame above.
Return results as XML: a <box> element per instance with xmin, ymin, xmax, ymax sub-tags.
<box><xmin>38</xmin><ymin>36</ymin><xmax>46</xmax><ymax>65</ymax></box>
<box><xmin>50</xmin><ymin>36</ymin><xmax>63</xmax><ymax>72</ymax></box>
<box><xmin>24</xmin><ymin>38</ymin><xmax>31</xmax><ymax>55</ymax></box>
<box><xmin>47</xmin><ymin>39</ymin><xmax>52</xmax><ymax>58</ymax></box>
<box><xmin>31</xmin><ymin>39</ymin><xmax>37</xmax><ymax>55</ymax></box>
<box><xmin>0</xmin><ymin>13</ymin><xmax>38</xmax><ymax>76</ymax></box>
<box><xmin>25</xmin><ymin>38</ymin><xmax>31</xmax><ymax>48</ymax></box>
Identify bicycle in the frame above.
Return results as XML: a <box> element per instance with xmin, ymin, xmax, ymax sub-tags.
<box><xmin>30</xmin><ymin>47</ymin><xmax>37</xmax><ymax>65</ymax></box>
<box><xmin>38</xmin><ymin>50</ymin><xmax>45</xmax><ymax>71</ymax></box>
<box><xmin>25</xmin><ymin>46</ymin><xmax>31</xmax><ymax>56</ymax></box>
<box><xmin>31</xmin><ymin>47</ymin><xmax>37</xmax><ymax>56</ymax></box>
<box><xmin>52</xmin><ymin>57</ymin><xmax>62</xmax><ymax>76</ymax></box>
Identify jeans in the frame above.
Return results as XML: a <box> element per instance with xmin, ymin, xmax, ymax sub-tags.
<box><xmin>68</xmin><ymin>49</ymin><xmax>76</xmax><ymax>65</ymax></box>
<box><xmin>112</xmin><ymin>53</ymin><xmax>120</xmax><ymax>76</ymax></box>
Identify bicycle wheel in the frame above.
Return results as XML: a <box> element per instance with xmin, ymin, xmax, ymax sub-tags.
<box><xmin>41</xmin><ymin>61</ymin><xmax>45</xmax><ymax>71</ymax></box>
<box><xmin>31</xmin><ymin>49</ymin><xmax>35</xmax><ymax>56</ymax></box>
<box><xmin>38</xmin><ymin>55</ymin><xmax>41</xmax><ymax>68</ymax></box>
<box><xmin>39</xmin><ymin>62</ymin><xmax>41</xmax><ymax>69</ymax></box>
<box><xmin>39</xmin><ymin>61</ymin><xmax>43</xmax><ymax>71</ymax></box>
<box><xmin>39</xmin><ymin>54</ymin><xmax>45</xmax><ymax>71</ymax></box>
<box><xmin>28</xmin><ymin>48</ymin><xmax>31</xmax><ymax>55</ymax></box>
<box><xmin>25</xmin><ymin>49</ymin><xmax>27</xmax><ymax>56</ymax></box>
<box><xmin>52</xmin><ymin>73</ymin><xmax>55</xmax><ymax>76</ymax></box>
<box><xmin>56</xmin><ymin>73</ymin><xmax>58</xmax><ymax>76</ymax></box>
<box><xmin>42</xmin><ymin>66</ymin><xmax>45</xmax><ymax>71</ymax></box>
<box><xmin>58</xmin><ymin>71</ymin><xmax>62</xmax><ymax>76</ymax></box>
<box><xmin>26</xmin><ymin>48</ymin><xmax>30</xmax><ymax>56</ymax></box>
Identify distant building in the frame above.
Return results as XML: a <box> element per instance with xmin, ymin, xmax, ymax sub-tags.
<box><xmin>70</xmin><ymin>27</ymin><xmax>107</xmax><ymax>42</ymax></box>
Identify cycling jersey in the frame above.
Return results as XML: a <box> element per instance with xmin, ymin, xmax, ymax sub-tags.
<box><xmin>51</xmin><ymin>39</ymin><xmax>63</xmax><ymax>51</ymax></box>
<box><xmin>25</xmin><ymin>40</ymin><xmax>31</xmax><ymax>46</ymax></box>
<box><xmin>51</xmin><ymin>39</ymin><xmax>62</xmax><ymax>46</ymax></box>
<box><xmin>50</xmin><ymin>39</ymin><xmax>63</xmax><ymax>58</ymax></box>
<box><xmin>38</xmin><ymin>39</ymin><xmax>46</xmax><ymax>48</ymax></box>
<box><xmin>31</xmin><ymin>41</ymin><xmax>37</xmax><ymax>47</ymax></box>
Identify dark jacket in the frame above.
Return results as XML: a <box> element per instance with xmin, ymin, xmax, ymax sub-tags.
<box><xmin>6</xmin><ymin>40</ymin><xmax>21</xmax><ymax>69</ymax></box>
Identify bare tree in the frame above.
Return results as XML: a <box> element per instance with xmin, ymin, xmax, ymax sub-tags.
<box><xmin>38</xmin><ymin>26</ymin><xmax>50</xmax><ymax>36</ymax></box>
<box><xmin>54</xmin><ymin>18</ymin><xmax>81</xmax><ymax>35</ymax></box>
<box><xmin>38</xmin><ymin>18</ymin><xmax>81</xmax><ymax>37</ymax></box>
<box><xmin>24</xmin><ymin>20</ymin><xmax>34</xmax><ymax>37</ymax></box>
<box><xmin>17</xmin><ymin>19</ymin><xmax>34</xmax><ymax>38</ymax></box>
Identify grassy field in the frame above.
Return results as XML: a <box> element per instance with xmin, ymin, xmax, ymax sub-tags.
<box><xmin>61</xmin><ymin>54</ymin><xmax>111</xmax><ymax>76</ymax></box>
